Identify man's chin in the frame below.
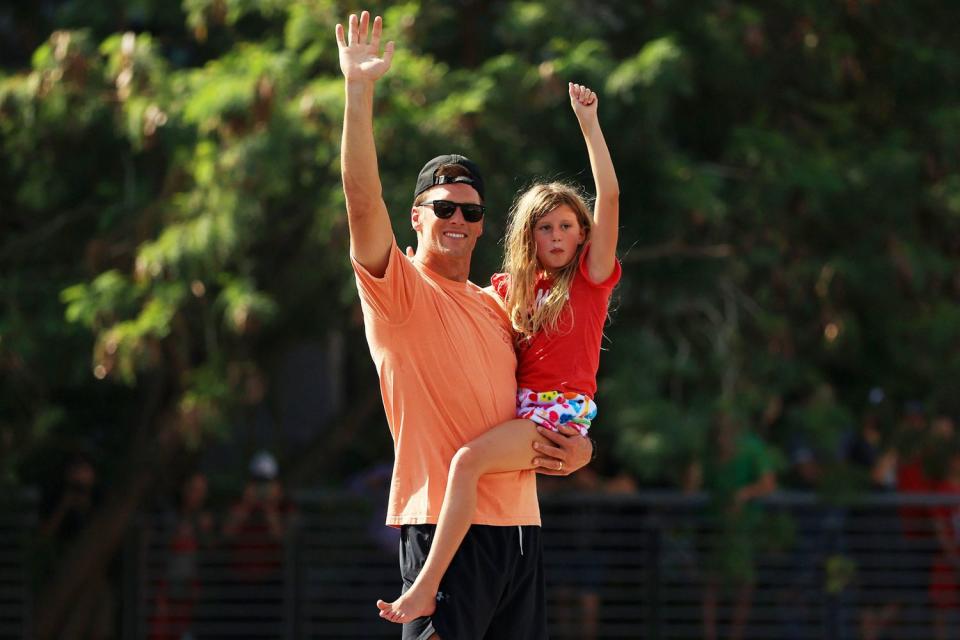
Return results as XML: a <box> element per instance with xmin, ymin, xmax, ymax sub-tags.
<box><xmin>437</xmin><ymin>243</ymin><xmax>474</xmax><ymax>258</ymax></box>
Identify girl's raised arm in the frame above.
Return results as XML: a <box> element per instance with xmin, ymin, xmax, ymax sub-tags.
<box><xmin>569</xmin><ymin>82</ymin><xmax>620</xmax><ymax>283</ymax></box>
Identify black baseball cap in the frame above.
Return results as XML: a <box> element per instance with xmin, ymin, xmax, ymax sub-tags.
<box><xmin>414</xmin><ymin>154</ymin><xmax>485</xmax><ymax>201</ymax></box>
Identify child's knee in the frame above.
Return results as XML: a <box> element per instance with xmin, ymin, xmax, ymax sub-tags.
<box><xmin>450</xmin><ymin>446</ymin><xmax>483</xmax><ymax>477</ymax></box>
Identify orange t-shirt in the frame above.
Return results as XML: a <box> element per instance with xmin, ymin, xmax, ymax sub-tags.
<box><xmin>352</xmin><ymin>243</ymin><xmax>541</xmax><ymax>527</ymax></box>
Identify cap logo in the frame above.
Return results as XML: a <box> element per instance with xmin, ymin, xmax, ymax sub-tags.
<box><xmin>434</xmin><ymin>175</ymin><xmax>476</xmax><ymax>187</ymax></box>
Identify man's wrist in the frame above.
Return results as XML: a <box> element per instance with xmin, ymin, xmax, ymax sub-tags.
<box><xmin>345</xmin><ymin>77</ymin><xmax>376</xmax><ymax>93</ymax></box>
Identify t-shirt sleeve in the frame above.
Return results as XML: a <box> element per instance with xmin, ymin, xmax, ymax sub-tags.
<box><xmin>351</xmin><ymin>241</ymin><xmax>418</xmax><ymax>323</ymax></box>
<box><xmin>490</xmin><ymin>272</ymin><xmax>510</xmax><ymax>300</ymax></box>
<box><xmin>578</xmin><ymin>242</ymin><xmax>622</xmax><ymax>289</ymax></box>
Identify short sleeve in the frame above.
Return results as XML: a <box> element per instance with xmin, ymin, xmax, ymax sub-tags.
<box><xmin>490</xmin><ymin>272</ymin><xmax>510</xmax><ymax>300</ymax></box>
<box><xmin>351</xmin><ymin>241</ymin><xmax>419</xmax><ymax>324</ymax></box>
<box><xmin>578</xmin><ymin>242</ymin><xmax>622</xmax><ymax>289</ymax></box>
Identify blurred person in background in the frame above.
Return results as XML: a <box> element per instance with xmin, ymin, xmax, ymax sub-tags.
<box><xmin>929</xmin><ymin>415</ymin><xmax>958</xmax><ymax>479</ymax></box>
<box><xmin>698</xmin><ymin>411</ymin><xmax>777</xmax><ymax>640</ymax></box>
<box><xmin>38</xmin><ymin>453</ymin><xmax>116</xmax><ymax>639</ymax></box>
<box><xmin>843</xmin><ymin>388</ymin><xmax>902</xmax><ymax>640</ymax></box>
<box><xmin>776</xmin><ymin>404</ymin><xmax>848</xmax><ymax>640</ymax></box>
<box><xmin>894</xmin><ymin>401</ymin><xmax>951</xmax><ymax>633</ymax></box>
<box><xmin>222</xmin><ymin>451</ymin><xmax>295</xmax><ymax>586</ymax></box>
<box><xmin>895</xmin><ymin>401</ymin><xmax>933</xmax><ymax>540</ymax></box>
<box><xmin>845</xmin><ymin>389</ymin><xmax>898</xmax><ymax>493</ymax></box>
<box><xmin>149</xmin><ymin>471</ymin><xmax>215</xmax><ymax>640</ymax></box>
<box><xmin>929</xmin><ymin>419</ymin><xmax>960</xmax><ymax>640</ymax></box>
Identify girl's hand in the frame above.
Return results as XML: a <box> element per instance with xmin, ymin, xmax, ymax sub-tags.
<box><xmin>569</xmin><ymin>82</ymin><xmax>598</xmax><ymax>123</ymax></box>
<box><xmin>336</xmin><ymin>11</ymin><xmax>395</xmax><ymax>83</ymax></box>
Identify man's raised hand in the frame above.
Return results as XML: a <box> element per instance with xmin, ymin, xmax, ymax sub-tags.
<box><xmin>336</xmin><ymin>11</ymin><xmax>395</xmax><ymax>83</ymax></box>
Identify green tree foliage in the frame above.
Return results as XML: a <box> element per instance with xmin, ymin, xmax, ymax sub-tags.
<box><xmin>2</xmin><ymin>0</ymin><xmax>959</xmax><ymax>482</ymax></box>
<box><xmin>2</xmin><ymin>2</ymin><xmax>960</xmax><ymax>631</ymax></box>
<box><xmin>3</xmin><ymin>0</ymin><xmax>960</xmax><ymax>481</ymax></box>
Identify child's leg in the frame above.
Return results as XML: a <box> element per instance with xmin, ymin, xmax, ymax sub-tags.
<box><xmin>377</xmin><ymin>418</ymin><xmax>547</xmax><ymax>623</ymax></box>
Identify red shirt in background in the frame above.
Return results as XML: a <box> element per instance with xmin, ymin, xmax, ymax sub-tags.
<box><xmin>930</xmin><ymin>479</ymin><xmax>960</xmax><ymax>609</ymax></box>
<box><xmin>898</xmin><ymin>457</ymin><xmax>933</xmax><ymax>539</ymax></box>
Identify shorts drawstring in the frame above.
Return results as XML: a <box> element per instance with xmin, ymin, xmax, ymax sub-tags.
<box><xmin>518</xmin><ymin>525</ymin><xmax>524</xmax><ymax>555</ymax></box>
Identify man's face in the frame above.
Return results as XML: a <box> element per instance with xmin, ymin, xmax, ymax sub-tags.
<box><xmin>411</xmin><ymin>183</ymin><xmax>484</xmax><ymax>260</ymax></box>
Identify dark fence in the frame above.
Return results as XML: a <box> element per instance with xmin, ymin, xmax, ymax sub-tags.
<box><xmin>0</xmin><ymin>489</ymin><xmax>35</xmax><ymax>640</ymax></box>
<box><xmin>5</xmin><ymin>490</ymin><xmax>960</xmax><ymax>638</ymax></box>
<box><xmin>126</xmin><ymin>490</ymin><xmax>960</xmax><ymax>639</ymax></box>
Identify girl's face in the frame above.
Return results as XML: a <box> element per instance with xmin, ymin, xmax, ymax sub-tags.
<box><xmin>533</xmin><ymin>204</ymin><xmax>586</xmax><ymax>272</ymax></box>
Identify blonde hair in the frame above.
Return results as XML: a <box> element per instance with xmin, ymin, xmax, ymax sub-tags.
<box><xmin>502</xmin><ymin>182</ymin><xmax>593</xmax><ymax>340</ymax></box>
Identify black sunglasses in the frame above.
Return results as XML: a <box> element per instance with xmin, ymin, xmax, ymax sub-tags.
<box><xmin>421</xmin><ymin>200</ymin><xmax>485</xmax><ymax>222</ymax></box>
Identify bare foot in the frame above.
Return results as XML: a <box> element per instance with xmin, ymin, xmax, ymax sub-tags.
<box><xmin>376</xmin><ymin>584</ymin><xmax>437</xmax><ymax>624</ymax></box>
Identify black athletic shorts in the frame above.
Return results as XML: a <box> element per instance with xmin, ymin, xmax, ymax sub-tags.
<box><xmin>399</xmin><ymin>524</ymin><xmax>548</xmax><ymax>640</ymax></box>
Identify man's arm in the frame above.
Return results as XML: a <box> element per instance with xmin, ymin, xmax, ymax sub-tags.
<box><xmin>337</xmin><ymin>11</ymin><xmax>395</xmax><ymax>277</ymax></box>
<box><xmin>569</xmin><ymin>83</ymin><xmax>620</xmax><ymax>283</ymax></box>
<box><xmin>733</xmin><ymin>471</ymin><xmax>777</xmax><ymax>511</ymax></box>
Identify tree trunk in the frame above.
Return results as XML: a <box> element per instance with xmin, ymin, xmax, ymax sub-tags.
<box><xmin>35</xmin><ymin>374</ymin><xmax>168</xmax><ymax>640</ymax></box>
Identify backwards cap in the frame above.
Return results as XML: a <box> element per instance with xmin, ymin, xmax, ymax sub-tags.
<box><xmin>414</xmin><ymin>154</ymin><xmax>485</xmax><ymax>201</ymax></box>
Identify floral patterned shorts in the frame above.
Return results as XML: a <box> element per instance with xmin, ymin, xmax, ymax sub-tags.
<box><xmin>516</xmin><ymin>388</ymin><xmax>597</xmax><ymax>436</ymax></box>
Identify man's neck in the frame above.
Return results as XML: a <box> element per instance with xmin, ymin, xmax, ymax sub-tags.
<box><xmin>415</xmin><ymin>250</ymin><xmax>471</xmax><ymax>283</ymax></box>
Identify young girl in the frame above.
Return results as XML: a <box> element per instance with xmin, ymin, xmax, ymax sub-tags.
<box><xmin>377</xmin><ymin>81</ymin><xmax>620</xmax><ymax>624</ymax></box>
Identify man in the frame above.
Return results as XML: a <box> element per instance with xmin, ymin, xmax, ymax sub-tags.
<box><xmin>336</xmin><ymin>11</ymin><xmax>594</xmax><ymax>639</ymax></box>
